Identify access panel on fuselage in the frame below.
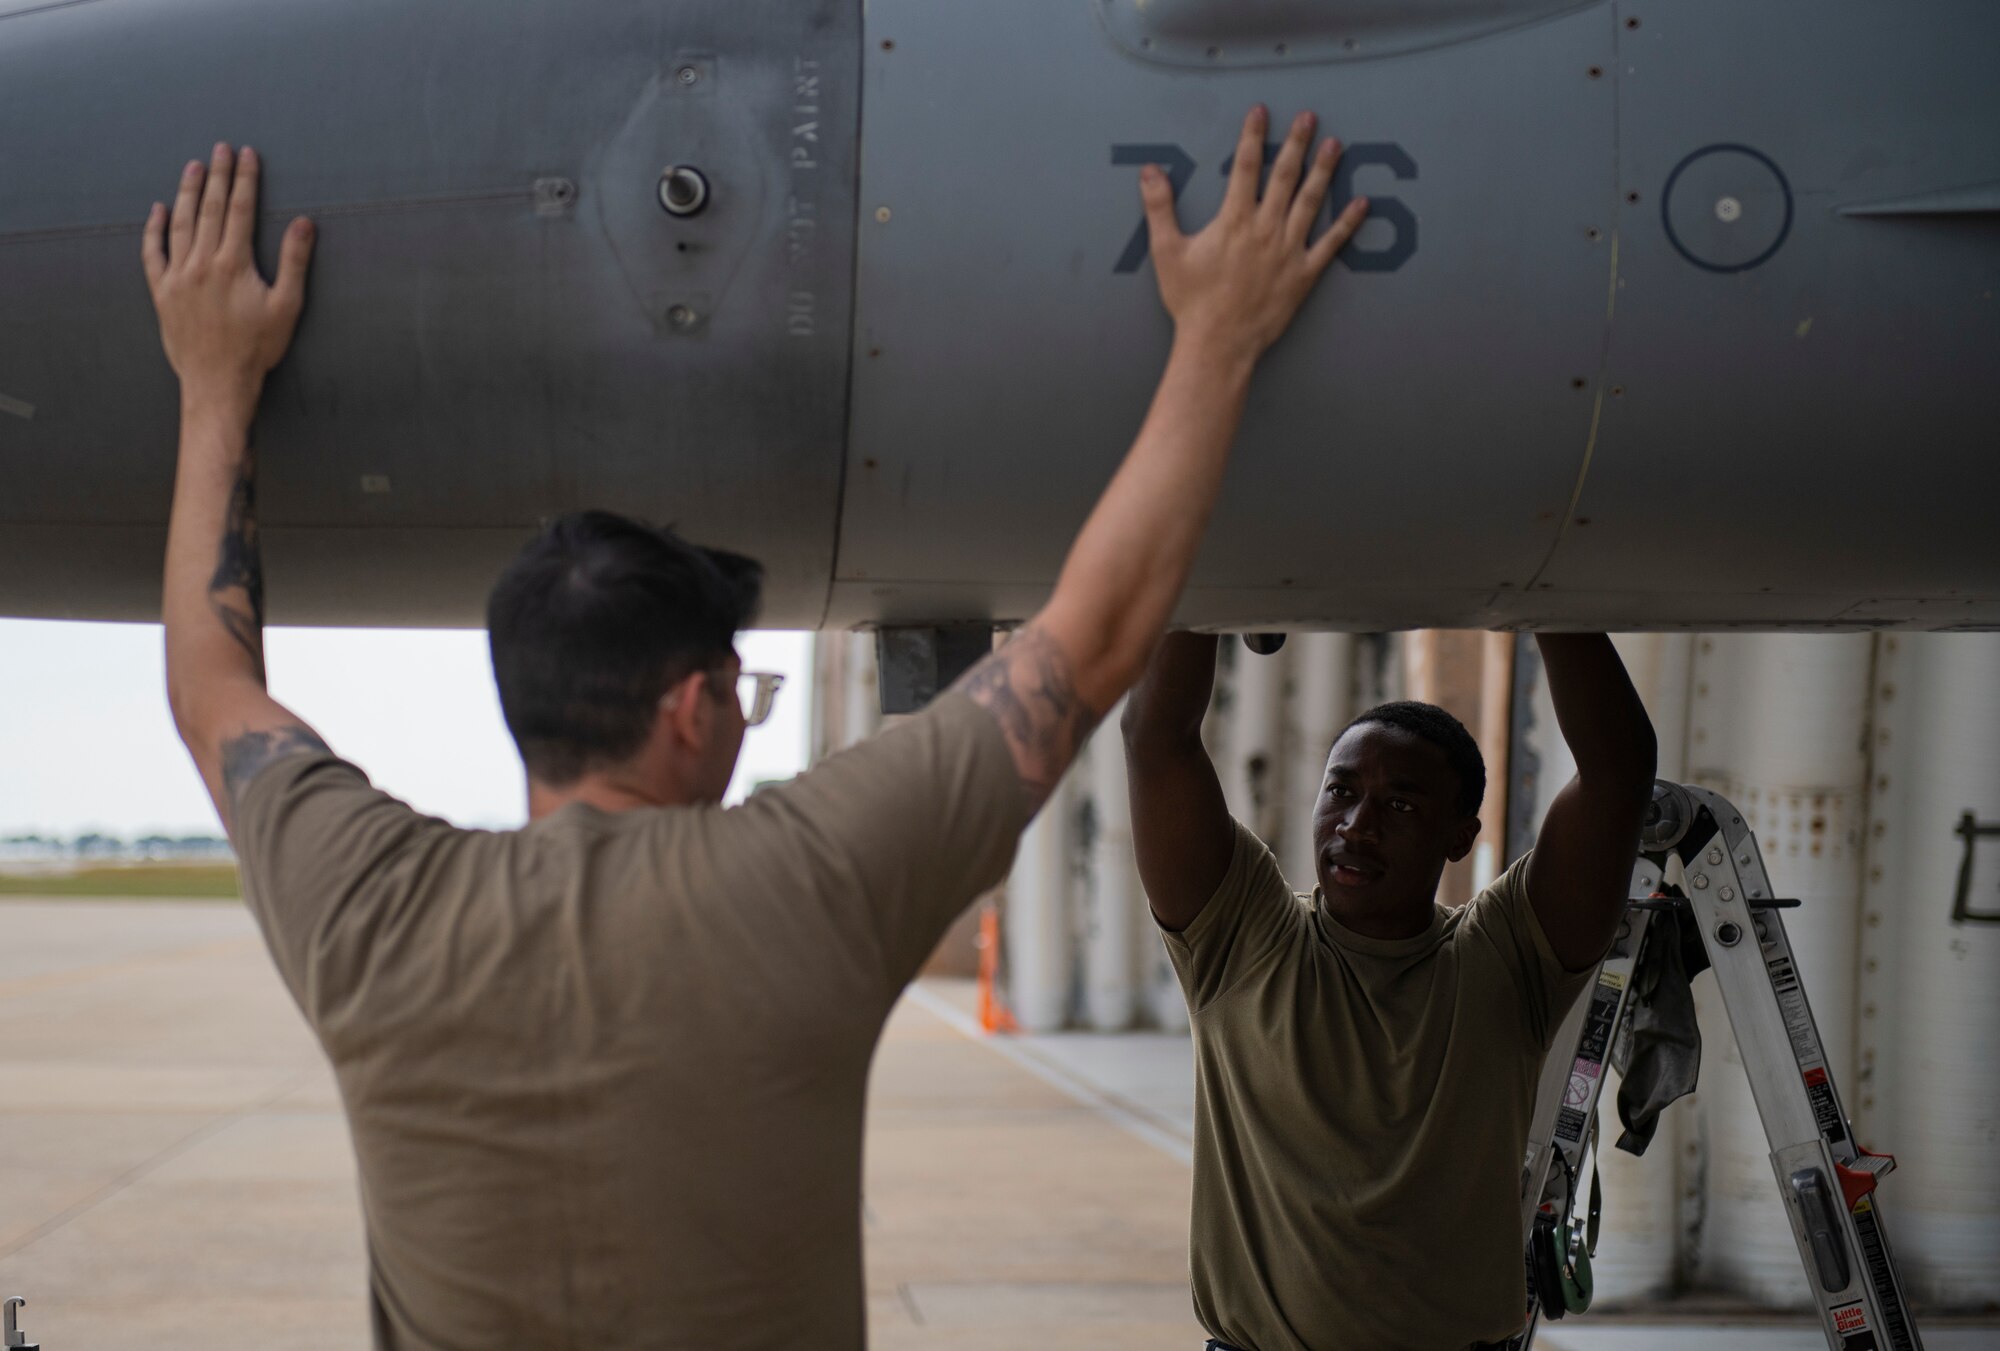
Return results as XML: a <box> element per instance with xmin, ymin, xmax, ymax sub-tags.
<box><xmin>834</xmin><ymin>0</ymin><xmax>1621</xmax><ymax>631</ymax></box>
<box><xmin>1534</xmin><ymin>0</ymin><xmax>2000</xmax><ymax>628</ymax></box>
<box><xmin>0</xmin><ymin>0</ymin><xmax>857</xmax><ymax>626</ymax></box>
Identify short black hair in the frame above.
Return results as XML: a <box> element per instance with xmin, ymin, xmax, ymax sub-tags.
<box><xmin>487</xmin><ymin>510</ymin><xmax>763</xmax><ymax>785</ymax></box>
<box><xmin>1338</xmin><ymin>700</ymin><xmax>1485</xmax><ymax>818</ymax></box>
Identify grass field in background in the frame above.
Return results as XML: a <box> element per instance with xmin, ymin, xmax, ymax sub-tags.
<box><xmin>0</xmin><ymin>864</ymin><xmax>241</xmax><ymax>899</ymax></box>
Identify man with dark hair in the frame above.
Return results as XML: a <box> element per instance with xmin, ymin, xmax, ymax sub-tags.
<box><xmin>1122</xmin><ymin>633</ymin><xmax>1657</xmax><ymax>1351</ymax></box>
<box><xmin>484</xmin><ymin>509</ymin><xmax>766</xmax><ymax>793</ymax></box>
<box><xmin>144</xmin><ymin>109</ymin><xmax>1368</xmax><ymax>1347</ymax></box>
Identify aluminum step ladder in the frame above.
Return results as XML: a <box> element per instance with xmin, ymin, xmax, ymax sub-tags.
<box><xmin>1510</xmin><ymin>780</ymin><xmax>1921</xmax><ymax>1351</ymax></box>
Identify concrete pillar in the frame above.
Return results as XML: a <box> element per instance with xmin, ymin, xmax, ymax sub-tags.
<box><xmin>1220</xmin><ymin>638</ymin><xmax>1287</xmax><ymax>850</ymax></box>
<box><xmin>1082</xmin><ymin>712</ymin><xmax>1142</xmax><ymax>1032</ymax></box>
<box><xmin>1006</xmin><ymin>771</ymin><xmax>1075</xmax><ymax>1033</ymax></box>
<box><xmin>1887</xmin><ymin>634</ymin><xmax>2000</xmax><ymax>1305</ymax></box>
<box><xmin>1690</xmin><ymin>633</ymin><xmax>1873</xmax><ymax>1307</ymax></box>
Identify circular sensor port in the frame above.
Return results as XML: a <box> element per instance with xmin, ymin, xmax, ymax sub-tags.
<box><xmin>658</xmin><ymin>165</ymin><xmax>710</xmax><ymax>217</ymax></box>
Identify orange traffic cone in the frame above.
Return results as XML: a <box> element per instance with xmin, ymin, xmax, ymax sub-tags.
<box><xmin>976</xmin><ymin>900</ymin><xmax>1018</xmax><ymax>1034</ymax></box>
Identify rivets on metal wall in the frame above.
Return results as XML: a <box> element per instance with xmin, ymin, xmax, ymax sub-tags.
<box><xmin>1719</xmin><ymin>886</ymin><xmax>1735</xmax><ymax>902</ymax></box>
<box><xmin>1692</xmin><ymin>873</ymin><xmax>1709</xmax><ymax>890</ymax></box>
<box><xmin>1707</xmin><ymin>847</ymin><xmax>1724</xmax><ymax>866</ymax></box>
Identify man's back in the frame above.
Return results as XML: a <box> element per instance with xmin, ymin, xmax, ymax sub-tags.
<box><xmin>232</xmin><ymin>694</ymin><xmax>1025</xmax><ymax>1349</ymax></box>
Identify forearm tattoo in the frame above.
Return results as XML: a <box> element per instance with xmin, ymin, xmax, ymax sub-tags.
<box><xmin>221</xmin><ymin>724</ymin><xmax>331</xmax><ymax>811</ymax></box>
<box><xmin>959</xmin><ymin>623</ymin><xmax>1099</xmax><ymax>810</ymax></box>
<box><xmin>208</xmin><ymin>458</ymin><xmax>267</xmax><ymax>683</ymax></box>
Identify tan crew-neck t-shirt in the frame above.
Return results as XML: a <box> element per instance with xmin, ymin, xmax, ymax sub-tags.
<box><xmin>1163</xmin><ymin>821</ymin><xmax>1589</xmax><ymax>1351</ymax></box>
<box><xmin>232</xmin><ymin>691</ymin><xmax>1026</xmax><ymax>1350</ymax></box>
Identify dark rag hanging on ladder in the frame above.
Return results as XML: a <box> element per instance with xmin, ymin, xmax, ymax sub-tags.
<box><xmin>1609</xmin><ymin>905</ymin><xmax>1710</xmax><ymax>1156</ymax></box>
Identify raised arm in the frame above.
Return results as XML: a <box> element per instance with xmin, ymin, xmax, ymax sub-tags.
<box><xmin>145</xmin><ymin>143</ymin><xmax>327</xmax><ymax>833</ymax></box>
<box><xmin>1119</xmin><ymin>633</ymin><xmax>1234</xmax><ymax>931</ymax></box>
<box><xmin>1524</xmin><ymin>634</ymin><xmax>1658</xmax><ymax>972</ymax></box>
<box><xmin>957</xmin><ymin>106</ymin><xmax>1368</xmax><ymax>810</ymax></box>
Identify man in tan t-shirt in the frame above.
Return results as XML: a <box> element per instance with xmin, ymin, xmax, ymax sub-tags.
<box><xmin>1122</xmin><ymin>634</ymin><xmax>1657</xmax><ymax>1351</ymax></box>
<box><xmin>142</xmin><ymin>111</ymin><xmax>1370</xmax><ymax>1346</ymax></box>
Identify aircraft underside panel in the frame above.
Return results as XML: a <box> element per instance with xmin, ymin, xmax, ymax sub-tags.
<box><xmin>0</xmin><ymin>0</ymin><xmax>860</xmax><ymax>626</ymax></box>
<box><xmin>832</xmin><ymin>0</ymin><xmax>2000</xmax><ymax>632</ymax></box>
<box><xmin>2</xmin><ymin>0</ymin><xmax>1997</xmax><ymax>631</ymax></box>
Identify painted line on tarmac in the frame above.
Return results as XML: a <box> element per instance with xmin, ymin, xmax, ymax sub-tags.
<box><xmin>902</xmin><ymin>983</ymin><xmax>1194</xmax><ymax>1167</ymax></box>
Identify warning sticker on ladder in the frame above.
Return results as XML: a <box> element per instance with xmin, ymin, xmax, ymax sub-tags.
<box><xmin>1804</xmin><ymin>1065</ymin><xmax>1850</xmax><ymax>1145</ymax></box>
<box><xmin>1555</xmin><ymin>979</ymin><xmax>1620</xmax><ymax>1144</ymax></box>
<box><xmin>1764</xmin><ymin>950</ymin><xmax>1843</xmax><ymax>1109</ymax></box>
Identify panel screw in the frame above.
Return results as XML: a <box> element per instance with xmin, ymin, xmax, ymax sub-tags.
<box><xmin>1715</xmin><ymin>195</ymin><xmax>1743</xmax><ymax>223</ymax></box>
<box><xmin>667</xmin><ymin>304</ymin><xmax>698</xmax><ymax>330</ymax></box>
<box><xmin>875</xmin><ymin>206</ymin><xmax>892</xmax><ymax>223</ymax></box>
<box><xmin>658</xmin><ymin>165</ymin><xmax>710</xmax><ymax>217</ymax></box>
<box><xmin>676</xmin><ymin>65</ymin><xmax>699</xmax><ymax>85</ymax></box>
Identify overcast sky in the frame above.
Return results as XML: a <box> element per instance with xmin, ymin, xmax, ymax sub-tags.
<box><xmin>0</xmin><ymin>619</ymin><xmax>813</xmax><ymax>838</ymax></box>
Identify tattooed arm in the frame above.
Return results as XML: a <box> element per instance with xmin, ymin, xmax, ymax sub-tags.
<box><xmin>146</xmin><ymin>142</ymin><xmax>325</xmax><ymax>831</ymax></box>
<box><xmin>957</xmin><ymin>106</ymin><xmax>1367</xmax><ymax>813</ymax></box>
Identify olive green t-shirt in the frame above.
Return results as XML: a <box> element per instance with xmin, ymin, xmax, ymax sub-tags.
<box><xmin>1163</xmin><ymin>822</ymin><xmax>1589</xmax><ymax>1351</ymax></box>
<box><xmin>232</xmin><ymin>691</ymin><xmax>1027</xmax><ymax>1350</ymax></box>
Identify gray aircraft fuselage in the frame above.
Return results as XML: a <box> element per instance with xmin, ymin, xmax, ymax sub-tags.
<box><xmin>3</xmin><ymin>0</ymin><xmax>1996</xmax><ymax>631</ymax></box>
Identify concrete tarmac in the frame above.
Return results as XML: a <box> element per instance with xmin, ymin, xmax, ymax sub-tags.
<box><xmin>1</xmin><ymin>899</ymin><xmax>1992</xmax><ymax>1350</ymax></box>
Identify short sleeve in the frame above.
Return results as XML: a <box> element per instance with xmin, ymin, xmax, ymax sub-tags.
<box><xmin>1460</xmin><ymin>851</ymin><xmax>1594</xmax><ymax>1049</ymax></box>
<box><xmin>232</xmin><ymin>752</ymin><xmax>448</xmax><ymax>1022</ymax></box>
<box><xmin>1160</xmin><ymin>820</ymin><xmax>1304</xmax><ymax>1013</ymax></box>
<box><xmin>713</xmin><ymin>690</ymin><xmax>1032</xmax><ymax>993</ymax></box>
